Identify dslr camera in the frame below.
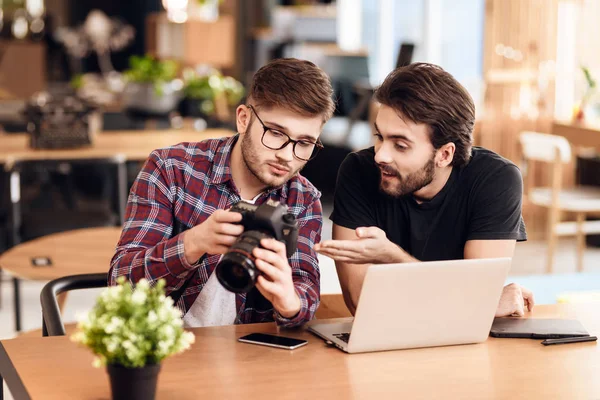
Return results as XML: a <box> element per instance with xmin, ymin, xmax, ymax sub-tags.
<box><xmin>216</xmin><ymin>199</ymin><xmax>299</xmax><ymax>293</ymax></box>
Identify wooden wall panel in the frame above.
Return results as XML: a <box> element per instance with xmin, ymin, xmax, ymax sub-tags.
<box><xmin>481</xmin><ymin>0</ymin><xmax>561</xmax><ymax>238</ymax></box>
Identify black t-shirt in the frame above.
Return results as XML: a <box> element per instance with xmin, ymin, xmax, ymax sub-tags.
<box><xmin>330</xmin><ymin>146</ymin><xmax>527</xmax><ymax>261</ymax></box>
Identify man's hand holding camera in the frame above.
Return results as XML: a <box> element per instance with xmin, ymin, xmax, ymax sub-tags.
<box><xmin>253</xmin><ymin>238</ymin><xmax>301</xmax><ymax>318</ymax></box>
<box><xmin>182</xmin><ymin>204</ymin><xmax>301</xmax><ymax>319</ymax></box>
<box><xmin>182</xmin><ymin>210</ymin><xmax>244</xmax><ymax>264</ymax></box>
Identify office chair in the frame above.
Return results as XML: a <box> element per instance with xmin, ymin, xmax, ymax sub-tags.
<box><xmin>40</xmin><ymin>273</ymin><xmax>108</xmax><ymax>336</ymax></box>
<box><xmin>520</xmin><ymin>131</ymin><xmax>600</xmax><ymax>273</ymax></box>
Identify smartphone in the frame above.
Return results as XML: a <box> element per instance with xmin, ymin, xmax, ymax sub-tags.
<box><xmin>238</xmin><ymin>333</ymin><xmax>308</xmax><ymax>350</ymax></box>
<box><xmin>31</xmin><ymin>257</ymin><xmax>53</xmax><ymax>267</ymax></box>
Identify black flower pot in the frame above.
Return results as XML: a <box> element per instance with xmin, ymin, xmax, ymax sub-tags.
<box><xmin>107</xmin><ymin>363</ymin><xmax>161</xmax><ymax>400</ymax></box>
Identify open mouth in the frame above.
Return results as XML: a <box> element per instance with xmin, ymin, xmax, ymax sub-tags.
<box><xmin>379</xmin><ymin>168</ymin><xmax>397</xmax><ymax>178</ymax></box>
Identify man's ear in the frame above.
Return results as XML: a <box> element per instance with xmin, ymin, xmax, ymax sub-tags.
<box><xmin>236</xmin><ymin>105</ymin><xmax>251</xmax><ymax>135</ymax></box>
<box><xmin>436</xmin><ymin>143</ymin><xmax>455</xmax><ymax>168</ymax></box>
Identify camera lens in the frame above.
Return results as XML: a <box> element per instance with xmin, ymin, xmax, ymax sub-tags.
<box><xmin>216</xmin><ymin>252</ymin><xmax>258</xmax><ymax>293</ymax></box>
<box><xmin>216</xmin><ymin>230</ymin><xmax>268</xmax><ymax>293</ymax></box>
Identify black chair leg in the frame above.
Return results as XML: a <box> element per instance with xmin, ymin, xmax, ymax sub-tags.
<box><xmin>13</xmin><ymin>278</ymin><xmax>21</xmax><ymax>332</ymax></box>
<box><xmin>0</xmin><ymin>269</ymin><xmax>3</xmax><ymax>309</ymax></box>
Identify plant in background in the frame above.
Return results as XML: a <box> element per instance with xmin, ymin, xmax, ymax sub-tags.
<box><xmin>123</xmin><ymin>55</ymin><xmax>179</xmax><ymax>96</ymax></box>
<box><xmin>71</xmin><ymin>277</ymin><xmax>194</xmax><ymax>369</ymax></box>
<box><xmin>581</xmin><ymin>66</ymin><xmax>596</xmax><ymax>106</ymax></box>
<box><xmin>183</xmin><ymin>69</ymin><xmax>244</xmax><ymax>117</ymax></box>
<box><xmin>574</xmin><ymin>66</ymin><xmax>597</xmax><ymax>121</ymax></box>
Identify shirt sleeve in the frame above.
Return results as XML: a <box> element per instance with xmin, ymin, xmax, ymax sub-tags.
<box><xmin>274</xmin><ymin>197</ymin><xmax>323</xmax><ymax>328</ymax></box>
<box><xmin>109</xmin><ymin>150</ymin><xmax>197</xmax><ymax>294</ymax></box>
<box><xmin>330</xmin><ymin>151</ymin><xmax>378</xmax><ymax>230</ymax></box>
<box><xmin>467</xmin><ymin>165</ymin><xmax>527</xmax><ymax>242</ymax></box>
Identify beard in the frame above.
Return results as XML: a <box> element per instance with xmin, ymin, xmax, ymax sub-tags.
<box><xmin>378</xmin><ymin>155</ymin><xmax>435</xmax><ymax>198</ymax></box>
<box><xmin>240</xmin><ymin>129</ymin><xmax>303</xmax><ymax>189</ymax></box>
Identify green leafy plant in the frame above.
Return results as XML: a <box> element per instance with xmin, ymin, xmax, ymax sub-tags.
<box><xmin>581</xmin><ymin>66</ymin><xmax>597</xmax><ymax>106</ymax></box>
<box><xmin>70</xmin><ymin>74</ymin><xmax>84</xmax><ymax>90</ymax></box>
<box><xmin>123</xmin><ymin>55</ymin><xmax>179</xmax><ymax>96</ymax></box>
<box><xmin>183</xmin><ymin>71</ymin><xmax>244</xmax><ymax>116</ymax></box>
<box><xmin>71</xmin><ymin>277</ymin><xmax>195</xmax><ymax>368</ymax></box>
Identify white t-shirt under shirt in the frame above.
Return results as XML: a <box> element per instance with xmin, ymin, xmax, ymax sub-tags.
<box><xmin>182</xmin><ymin>194</ymin><xmax>262</xmax><ymax>328</ymax></box>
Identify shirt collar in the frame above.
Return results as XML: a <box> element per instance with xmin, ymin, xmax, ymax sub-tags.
<box><xmin>209</xmin><ymin>134</ymin><xmax>238</xmax><ymax>185</ymax></box>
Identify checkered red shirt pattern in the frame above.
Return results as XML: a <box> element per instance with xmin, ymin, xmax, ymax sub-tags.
<box><xmin>109</xmin><ymin>135</ymin><xmax>322</xmax><ymax>327</ymax></box>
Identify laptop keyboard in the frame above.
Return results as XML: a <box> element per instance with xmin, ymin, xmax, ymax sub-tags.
<box><xmin>333</xmin><ymin>333</ymin><xmax>351</xmax><ymax>343</ymax></box>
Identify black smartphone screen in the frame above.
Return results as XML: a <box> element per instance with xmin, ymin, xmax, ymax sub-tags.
<box><xmin>238</xmin><ymin>333</ymin><xmax>308</xmax><ymax>349</ymax></box>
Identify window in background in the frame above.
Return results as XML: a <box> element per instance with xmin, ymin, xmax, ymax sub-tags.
<box><xmin>362</xmin><ymin>0</ymin><xmax>485</xmax><ymax>109</ymax></box>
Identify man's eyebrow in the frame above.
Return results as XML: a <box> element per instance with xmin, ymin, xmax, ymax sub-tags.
<box><xmin>263</xmin><ymin>120</ymin><xmax>288</xmax><ymax>131</ymax></box>
<box><xmin>263</xmin><ymin>121</ymin><xmax>318</xmax><ymax>142</ymax></box>
<box><xmin>373</xmin><ymin>122</ymin><xmax>414</xmax><ymax>143</ymax></box>
<box><xmin>296</xmin><ymin>134</ymin><xmax>319</xmax><ymax>142</ymax></box>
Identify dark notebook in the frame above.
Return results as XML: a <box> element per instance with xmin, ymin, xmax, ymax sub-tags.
<box><xmin>490</xmin><ymin>318</ymin><xmax>590</xmax><ymax>339</ymax></box>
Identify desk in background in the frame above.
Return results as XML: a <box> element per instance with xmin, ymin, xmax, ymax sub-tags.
<box><xmin>0</xmin><ymin>129</ymin><xmax>234</xmax><ymax>331</ymax></box>
<box><xmin>552</xmin><ymin>120</ymin><xmax>600</xmax><ymax>154</ymax></box>
<box><xmin>0</xmin><ymin>303</ymin><xmax>599</xmax><ymax>399</ymax></box>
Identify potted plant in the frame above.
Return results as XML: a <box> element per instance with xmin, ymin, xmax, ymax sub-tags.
<box><xmin>71</xmin><ymin>277</ymin><xmax>195</xmax><ymax>400</ymax></box>
<box><xmin>573</xmin><ymin>66</ymin><xmax>597</xmax><ymax>122</ymax></box>
<box><xmin>182</xmin><ymin>68</ymin><xmax>244</xmax><ymax>127</ymax></box>
<box><xmin>122</xmin><ymin>54</ymin><xmax>183</xmax><ymax>115</ymax></box>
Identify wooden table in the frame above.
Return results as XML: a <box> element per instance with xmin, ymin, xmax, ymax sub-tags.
<box><xmin>552</xmin><ymin>120</ymin><xmax>600</xmax><ymax>153</ymax></box>
<box><xmin>0</xmin><ymin>226</ymin><xmax>121</xmax><ymax>281</ymax></box>
<box><xmin>0</xmin><ymin>129</ymin><xmax>233</xmax><ymax>168</ymax></box>
<box><xmin>0</xmin><ymin>303</ymin><xmax>598</xmax><ymax>399</ymax></box>
<box><xmin>0</xmin><ymin>226</ymin><xmax>120</xmax><ymax>332</ymax></box>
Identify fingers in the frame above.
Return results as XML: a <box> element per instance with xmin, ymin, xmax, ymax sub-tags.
<box><xmin>215</xmin><ymin>234</ymin><xmax>238</xmax><ymax>248</ymax></box>
<box><xmin>259</xmin><ymin>238</ymin><xmax>287</xmax><ymax>258</ymax></box>
<box><xmin>215</xmin><ymin>222</ymin><xmax>244</xmax><ymax>236</ymax></box>
<box><xmin>317</xmin><ymin>239</ymin><xmax>360</xmax><ymax>252</ymax></box>
<box><xmin>496</xmin><ymin>283</ymin><xmax>527</xmax><ymax>317</ymax></box>
<box><xmin>255</xmin><ymin>258</ymin><xmax>284</xmax><ymax>282</ymax></box>
<box><xmin>256</xmin><ymin>275</ymin><xmax>282</xmax><ymax>298</ymax></box>
<box><xmin>511</xmin><ymin>300</ymin><xmax>525</xmax><ymax>317</ymax></box>
<box><xmin>520</xmin><ymin>286</ymin><xmax>535</xmax><ymax>311</ymax></box>
<box><xmin>212</xmin><ymin>209</ymin><xmax>243</xmax><ymax>223</ymax></box>
<box><xmin>316</xmin><ymin>247</ymin><xmax>362</xmax><ymax>262</ymax></box>
<box><xmin>254</xmin><ymin>246</ymin><xmax>289</xmax><ymax>271</ymax></box>
<box><xmin>508</xmin><ymin>285</ymin><xmax>525</xmax><ymax>316</ymax></box>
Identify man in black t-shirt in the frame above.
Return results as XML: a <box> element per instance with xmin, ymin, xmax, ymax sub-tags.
<box><xmin>315</xmin><ymin>63</ymin><xmax>534</xmax><ymax>317</ymax></box>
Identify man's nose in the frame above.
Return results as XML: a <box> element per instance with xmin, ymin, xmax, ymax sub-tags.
<box><xmin>275</xmin><ymin>141</ymin><xmax>295</xmax><ymax>161</ymax></box>
<box><xmin>374</xmin><ymin>143</ymin><xmax>392</xmax><ymax>164</ymax></box>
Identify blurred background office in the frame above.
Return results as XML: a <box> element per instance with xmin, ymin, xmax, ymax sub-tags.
<box><xmin>1</xmin><ymin>0</ymin><xmax>600</xmax><ymax>340</ymax></box>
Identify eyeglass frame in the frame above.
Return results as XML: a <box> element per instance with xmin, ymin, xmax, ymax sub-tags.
<box><xmin>247</xmin><ymin>105</ymin><xmax>324</xmax><ymax>161</ymax></box>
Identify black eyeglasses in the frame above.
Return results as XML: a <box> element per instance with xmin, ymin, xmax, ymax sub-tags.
<box><xmin>248</xmin><ymin>105</ymin><xmax>323</xmax><ymax>161</ymax></box>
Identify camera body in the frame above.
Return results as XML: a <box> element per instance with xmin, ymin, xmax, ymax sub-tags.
<box><xmin>216</xmin><ymin>199</ymin><xmax>299</xmax><ymax>293</ymax></box>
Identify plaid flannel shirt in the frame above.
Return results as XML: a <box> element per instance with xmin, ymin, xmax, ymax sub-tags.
<box><xmin>109</xmin><ymin>134</ymin><xmax>322</xmax><ymax>327</ymax></box>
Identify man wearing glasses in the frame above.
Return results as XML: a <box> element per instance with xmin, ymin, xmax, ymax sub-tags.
<box><xmin>110</xmin><ymin>58</ymin><xmax>335</xmax><ymax>327</ymax></box>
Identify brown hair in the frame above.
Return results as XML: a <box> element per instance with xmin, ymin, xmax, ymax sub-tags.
<box><xmin>374</xmin><ymin>63</ymin><xmax>475</xmax><ymax>167</ymax></box>
<box><xmin>247</xmin><ymin>58</ymin><xmax>335</xmax><ymax>123</ymax></box>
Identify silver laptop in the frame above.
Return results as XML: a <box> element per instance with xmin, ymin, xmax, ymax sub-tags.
<box><xmin>308</xmin><ymin>258</ymin><xmax>511</xmax><ymax>353</ymax></box>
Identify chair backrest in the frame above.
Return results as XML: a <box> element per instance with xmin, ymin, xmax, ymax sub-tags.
<box><xmin>519</xmin><ymin>131</ymin><xmax>572</xmax><ymax>164</ymax></box>
<box><xmin>519</xmin><ymin>131</ymin><xmax>573</xmax><ymax>209</ymax></box>
<box><xmin>40</xmin><ymin>273</ymin><xmax>108</xmax><ymax>336</ymax></box>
